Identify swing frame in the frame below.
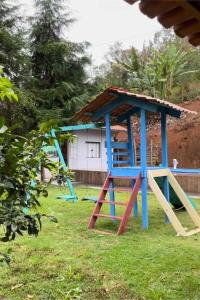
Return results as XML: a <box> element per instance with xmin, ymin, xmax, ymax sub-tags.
<box><xmin>44</xmin><ymin>123</ymin><xmax>102</xmax><ymax>202</ymax></box>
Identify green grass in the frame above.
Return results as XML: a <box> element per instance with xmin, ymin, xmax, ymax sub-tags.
<box><xmin>0</xmin><ymin>185</ymin><xmax>200</xmax><ymax>300</ymax></box>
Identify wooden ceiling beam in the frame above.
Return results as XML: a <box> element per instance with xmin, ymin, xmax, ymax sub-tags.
<box><xmin>158</xmin><ymin>7</ymin><xmax>192</xmax><ymax>28</ymax></box>
<box><xmin>139</xmin><ymin>0</ymin><xmax>180</xmax><ymax>19</ymax></box>
<box><xmin>175</xmin><ymin>19</ymin><xmax>200</xmax><ymax>38</ymax></box>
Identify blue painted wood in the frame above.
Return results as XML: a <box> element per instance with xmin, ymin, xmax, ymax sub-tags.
<box><xmin>161</xmin><ymin>111</ymin><xmax>168</xmax><ymax>167</ymax></box>
<box><xmin>117</xmin><ymin>107</ymin><xmax>140</xmax><ymax>123</ymax></box>
<box><xmin>171</xmin><ymin>168</ymin><xmax>200</xmax><ymax>174</ymax></box>
<box><xmin>60</xmin><ymin>123</ymin><xmax>102</xmax><ymax>132</ymax></box>
<box><xmin>92</xmin><ymin>95</ymin><xmax>160</xmax><ymax>121</ymax></box>
<box><xmin>161</xmin><ymin>111</ymin><xmax>170</xmax><ymax>223</ymax></box>
<box><xmin>127</xmin><ymin>115</ymin><xmax>135</xmax><ymax>167</ymax></box>
<box><xmin>50</xmin><ymin>129</ymin><xmax>77</xmax><ymax>202</ymax></box>
<box><xmin>111</xmin><ymin>167</ymin><xmax>141</xmax><ymax>177</ymax></box>
<box><xmin>140</xmin><ymin>109</ymin><xmax>148</xmax><ymax>229</ymax></box>
<box><xmin>113</xmin><ymin>160</ymin><xmax>131</xmax><ymax>164</ymax></box>
<box><xmin>112</xmin><ymin>152</ymin><xmax>130</xmax><ymax>156</ymax></box>
<box><xmin>111</xmin><ymin>142</ymin><xmax>129</xmax><ymax>149</ymax></box>
<box><xmin>105</xmin><ymin>113</ymin><xmax>115</xmax><ymax>217</ymax></box>
<box><xmin>126</xmin><ymin>115</ymin><xmax>138</xmax><ymax>217</ymax></box>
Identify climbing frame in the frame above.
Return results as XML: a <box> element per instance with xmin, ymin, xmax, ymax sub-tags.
<box><xmin>148</xmin><ymin>169</ymin><xmax>200</xmax><ymax>236</ymax></box>
<box><xmin>88</xmin><ymin>172</ymin><xmax>142</xmax><ymax>235</ymax></box>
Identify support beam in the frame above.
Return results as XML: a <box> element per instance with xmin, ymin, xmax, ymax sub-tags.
<box><xmin>117</xmin><ymin>107</ymin><xmax>140</xmax><ymax>123</ymax></box>
<box><xmin>161</xmin><ymin>111</ymin><xmax>170</xmax><ymax>214</ymax></box>
<box><xmin>60</xmin><ymin>123</ymin><xmax>102</xmax><ymax>132</ymax></box>
<box><xmin>140</xmin><ymin>109</ymin><xmax>148</xmax><ymax>229</ymax></box>
<box><xmin>127</xmin><ymin>115</ymin><xmax>138</xmax><ymax>217</ymax></box>
<box><xmin>105</xmin><ymin>113</ymin><xmax>115</xmax><ymax>217</ymax></box>
<box><xmin>92</xmin><ymin>94</ymin><xmax>181</xmax><ymax>122</ymax></box>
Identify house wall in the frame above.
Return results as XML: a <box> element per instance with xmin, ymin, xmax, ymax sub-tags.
<box><xmin>68</xmin><ymin>129</ymin><xmax>108</xmax><ymax>172</ymax></box>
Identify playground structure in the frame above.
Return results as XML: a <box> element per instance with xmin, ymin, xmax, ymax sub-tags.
<box><xmin>73</xmin><ymin>86</ymin><xmax>200</xmax><ymax>236</ymax></box>
<box><xmin>43</xmin><ymin>123</ymin><xmax>102</xmax><ymax>202</ymax></box>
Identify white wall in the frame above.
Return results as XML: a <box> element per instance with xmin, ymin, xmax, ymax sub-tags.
<box><xmin>68</xmin><ymin>129</ymin><xmax>108</xmax><ymax>171</ymax></box>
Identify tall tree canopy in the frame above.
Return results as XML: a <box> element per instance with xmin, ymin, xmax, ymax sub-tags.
<box><xmin>0</xmin><ymin>0</ymin><xmax>28</xmax><ymax>84</ymax></box>
<box><xmin>29</xmin><ymin>0</ymin><xmax>91</xmax><ymax>123</ymax></box>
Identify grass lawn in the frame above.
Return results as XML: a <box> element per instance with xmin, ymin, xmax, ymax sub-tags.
<box><xmin>0</xmin><ymin>185</ymin><xmax>200</xmax><ymax>300</ymax></box>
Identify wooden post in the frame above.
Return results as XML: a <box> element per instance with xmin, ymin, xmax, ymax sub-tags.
<box><xmin>161</xmin><ymin>111</ymin><xmax>170</xmax><ymax>223</ymax></box>
<box><xmin>105</xmin><ymin>113</ymin><xmax>115</xmax><ymax>217</ymax></box>
<box><xmin>127</xmin><ymin>115</ymin><xmax>138</xmax><ymax>217</ymax></box>
<box><xmin>140</xmin><ymin>109</ymin><xmax>148</xmax><ymax>229</ymax></box>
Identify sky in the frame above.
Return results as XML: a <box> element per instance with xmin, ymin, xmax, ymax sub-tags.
<box><xmin>17</xmin><ymin>0</ymin><xmax>162</xmax><ymax>65</ymax></box>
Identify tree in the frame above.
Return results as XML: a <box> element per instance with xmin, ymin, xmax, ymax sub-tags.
<box><xmin>29</xmin><ymin>0</ymin><xmax>91</xmax><ymax>124</ymax></box>
<box><xmin>0</xmin><ymin>0</ymin><xmax>28</xmax><ymax>84</ymax></box>
<box><xmin>0</xmin><ymin>70</ymin><xmax>74</xmax><ymax>265</ymax></box>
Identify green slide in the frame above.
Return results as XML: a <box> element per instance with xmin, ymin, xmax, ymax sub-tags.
<box><xmin>155</xmin><ymin>177</ymin><xmax>184</xmax><ymax>209</ymax></box>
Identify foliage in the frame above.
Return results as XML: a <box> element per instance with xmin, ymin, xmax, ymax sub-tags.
<box><xmin>0</xmin><ymin>72</ymin><xmax>73</xmax><ymax>249</ymax></box>
<box><xmin>93</xmin><ymin>29</ymin><xmax>200</xmax><ymax>103</ymax></box>
<box><xmin>0</xmin><ymin>0</ymin><xmax>29</xmax><ymax>84</ymax></box>
<box><xmin>29</xmin><ymin>0</ymin><xmax>91</xmax><ymax>123</ymax></box>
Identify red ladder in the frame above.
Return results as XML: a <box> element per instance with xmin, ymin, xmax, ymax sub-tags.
<box><xmin>88</xmin><ymin>172</ymin><xmax>142</xmax><ymax>235</ymax></box>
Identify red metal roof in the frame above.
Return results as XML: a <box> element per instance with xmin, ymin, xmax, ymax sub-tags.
<box><xmin>124</xmin><ymin>0</ymin><xmax>200</xmax><ymax>46</ymax></box>
<box><xmin>72</xmin><ymin>86</ymin><xmax>197</xmax><ymax>123</ymax></box>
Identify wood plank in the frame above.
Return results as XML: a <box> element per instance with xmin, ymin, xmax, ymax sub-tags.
<box><xmin>148</xmin><ymin>171</ymin><xmax>186</xmax><ymax>236</ymax></box>
<box><xmin>168</xmin><ymin>171</ymin><xmax>200</xmax><ymax>227</ymax></box>
<box><xmin>104</xmin><ymin>187</ymin><xmax>133</xmax><ymax>192</ymax></box>
<box><xmin>139</xmin><ymin>0</ymin><xmax>179</xmax><ymax>19</ymax></box>
<box><xmin>98</xmin><ymin>200</ymin><xmax>127</xmax><ymax>206</ymax></box>
<box><xmin>183</xmin><ymin>228</ymin><xmax>200</xmax><ymax>237</ymax></box>
<box><xmin>88</xmin><ymin>173</ymin><xmax>111</xmax><ymax>229</ymax></box>
<box><xmin>148</xmin><ymin>168</ymin><xmax>169</xmax><ymax>177</ymax></box>
<box><xmin>175</xmin><ymin>19</ymin><xmax>200</xmax><ymax>38</ymax></box>
<box><xmin>158</xmin><ymin>7</ymin><xmax>192</xmax><ymax>29</ymax></box>
<box><xmin>94</xmin><ymin>214</ymin><xmax>122</xmax><ymax>221</ymax></box>
<box><xmin>92</xmin><ymin>229</ymin><xmax>113</xmax><ymax>235</ymax></box>
<box><xmin>117</xmin><ymin>173</ymin><xmax>142</xmax><ymax>235</ymax></box>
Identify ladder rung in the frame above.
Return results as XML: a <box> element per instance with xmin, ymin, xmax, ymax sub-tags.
<box><xmin>94</xmin><ymin>213</ymin><xmax>123</xmax><ymax>220</ymax></box>
<box><xmin>92</xmin><ymin>229</ymin><xmax>113</xmax><ymax>235</ymax></box>
<box><xmin>98</xmin><ymin>200</ymin><xmax>127</xmax><ymax>206</ymax></box>
<box><xmin>103</xmin><ymin>187</ymin><xmax>133</xmax><ymax>192</ymax></box>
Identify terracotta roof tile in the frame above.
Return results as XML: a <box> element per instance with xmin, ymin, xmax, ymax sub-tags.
<box><xmin>72</xmin><ymin>86</ymin><xmax>197</xmax><ymax>123</ymax></box>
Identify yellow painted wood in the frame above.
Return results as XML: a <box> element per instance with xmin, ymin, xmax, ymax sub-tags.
<box><xmin>168</xmin><ymin>170</ymin><xmax>200</xmax><ymax>227</ymax></box>
<box><xmin>148</xmin><ymin>168</ymin><xmax>169</xmax><ymax>177</ymax></box>
<box><xmin>182</xmin><ymin>228</ymin><xmax>200</xmax><ymax>237</ymax></box>
<box><xmin>148</xmin><ymin>171</ymin><xmax>186</xmax><ymax>236</ymax></box>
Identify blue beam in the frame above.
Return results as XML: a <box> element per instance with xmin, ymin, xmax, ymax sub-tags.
<box><xmin>140</xmin><ymin>109</ymin><xmax>148</xmax><ymax>229</ymax></box>
<box><xmin>171</xmin><ymin>168</ymin><xmax>200</xmax><ymax>174</ymax></box>
<box><xmin>59</xmin><ymin>123</ymin><xmax>102</xmax><ymax>132</ymax></box>
<box><xmin>161</xmin><ymin>111</ymin><xmax>170</xmax><ymax>223</ymax></box>
<box><xmin>120</xmin><ymin>95</ymin><xmax>181</xmax><ymax>118</ymax></box>
<box><xmin>105</xmin><ymin>113</ymin><xmax>115</xmax><ymax>217</ymax></box>
<box><xmin>92</xmin><ymin>95</ymin><xmax>160</xmax><ymax>121</ymax></box>
<box><xmin>127</xmin><ymin>115</ymin><xmax>135</xmax><ymax>167</ymax></box>
<box><xmin>50</xmin><ymin>129</ymin><xmax>77</xmax><ymax>201</ymax></box>
<box><xmin>92</xmin><ymin>93</ymin><xmax>181</xmax><ymax>121</ymax></box>
<box><xmin>127</xmin><ymin>115</ymin><xmax>138</xmax><ymax>217</ymax></box>
<box><xmin>117</xmin><ymin>107</ymin><xmax>140</xmax><ymax>123</ymax></box>
<box><xmin>161</xmin><ymin>111</ymin><xmax>168</xmax><ymax>167</ymax></box>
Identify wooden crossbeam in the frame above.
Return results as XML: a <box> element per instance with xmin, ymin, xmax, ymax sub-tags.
<box><xmin>167</xmin><ymin>170</ymin><xmax>200</xmax><ymax>228</ymax></box>
<box><xmin>148</xmin><ymin>169</ymin><xmax>200</xmax><ymax>237</ymax></box>
<box><xmin>148</xmin><ymin>171</ymin><xmax>186</xmax><ymax>236</ymax></box>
